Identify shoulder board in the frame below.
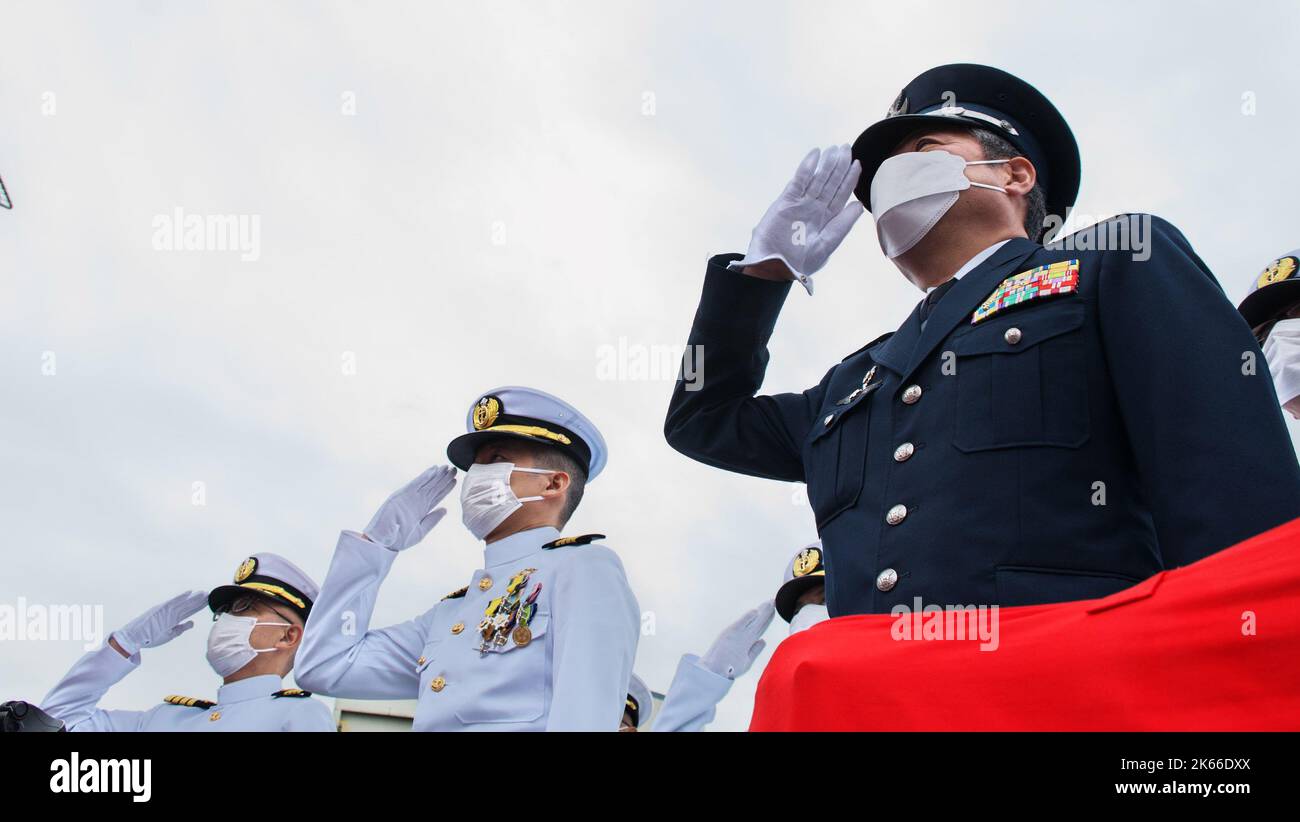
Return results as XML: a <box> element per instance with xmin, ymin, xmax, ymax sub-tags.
<box><xmin>163</xmin><ymin>694</ymin><xmax>215</xmax><ymax>709</ymax></box>
<box><xmin>841</xmin><ymin>332</ymin><xmax>894</xmax><ymax>363</ymax></box>
<box><xmin>543</xmin><ymin>533</ymin><xmax>606</xmax><ymax>549</ymax></box>
<box><xmin>272</xmin><ymin>688</ymin><xmax>312</xmax><ymax>699</ymax></box>
<box><xmin>441</xmin><ymin>585</ymin><xmax>469</xmax><ymax>601</ymax></box>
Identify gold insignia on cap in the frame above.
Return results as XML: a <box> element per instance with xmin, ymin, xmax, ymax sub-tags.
<box><xmin>234</xmin><ymin>557</ymin><xmax>257</xmax><ymax>583</ymax></box>
<box><xmin>793</xmin><ymin>547</ymin><xmax>822</xmax><ymax>578</ymax></box>
<box><xmin>472</xmin><ymin>396</ymin><xmax>501</xmax><ymax>431</ymax></box>
<box><xmin>1257</xmin><ymin>256</ymin><xmax>1298</xmax><ymax>290</ymax></box>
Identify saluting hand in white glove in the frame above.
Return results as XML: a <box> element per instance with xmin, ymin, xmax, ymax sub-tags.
<box><xmin>363</xmin><ymin>465</ymin><xmax>457</xmax><ymax>551</ymax></box>
<box><xmin>732</xmin><ymin>145</ymin><xmax>864</xmax><ymax>295</ymax></box>
<box><xmin>110</xmin><ymin>590</ymin><xmax>209</xmax><ymax>658</ymax></box>
<box><xmin>699</xmin><ymin>600</ymin><xmax>777</xmax><ymax>679</ymax></box>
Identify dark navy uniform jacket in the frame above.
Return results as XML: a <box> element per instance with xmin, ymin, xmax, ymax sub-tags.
<box><xmin>665</xmin><ymin>215</ymin><xmax>1300</xmax><ymax>616</ymax></box>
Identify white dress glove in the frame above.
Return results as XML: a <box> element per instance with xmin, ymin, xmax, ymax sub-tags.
<box><xmin>730</xmin><ymin>145</ymin><xmax>865</xmax><ymax>295</ymax></box>
<box><xmin>699</xmin><ymin>600</ymin><xmax>776</xmax><ymax>679</ymax></box>
<box><xmin>111</xmin><ymin>590</ymin><xmax>209</xmax><ymax>657</ymax></box>
<box><xmin>363</xmin><ymin>465</ymin><xmax>457</xmax><ymax>551</ymax></box>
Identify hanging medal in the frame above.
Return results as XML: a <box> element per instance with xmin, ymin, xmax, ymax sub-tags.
<box><xmin>512</xmin><ymin>583</ymin><xmax>543</xmax><ymax>648</ymax></box>
<box><xmin>476</xmin><ymin>568</ymin><xmax>537</xmax><ymax>654</ymax></box>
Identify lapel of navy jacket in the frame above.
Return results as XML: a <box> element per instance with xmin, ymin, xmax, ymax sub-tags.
<box><xmin>665</xmin><ymin>215</ymin><xmax>1300</xmax><ymax>616</ymax></box>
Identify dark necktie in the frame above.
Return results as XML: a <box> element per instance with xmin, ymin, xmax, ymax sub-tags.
<box><xmin>918</xmin><ymin>277</ymin><xmax>957</xmax><ymax>327</ymax></box>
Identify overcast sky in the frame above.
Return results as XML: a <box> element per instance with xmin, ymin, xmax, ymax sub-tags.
<box><xmin>3</xmin><ymin>0</ymin><xmax>1299</xmax><ymax>731</ymax></box>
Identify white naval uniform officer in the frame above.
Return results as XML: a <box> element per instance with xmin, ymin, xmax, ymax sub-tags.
<box><xmin>41</xmin><ymin>553</ymin><xmax>334</xmax><ymax>731</ymax></box>
<box><xmin>652</xmin><ymin>542</ymin><xmax>829</xmax><ymax>732</ymax></box>
<box><xmin>296</xmin><ymin>386</ymin><xmax>640</xmax><ymax>731</ymax></box>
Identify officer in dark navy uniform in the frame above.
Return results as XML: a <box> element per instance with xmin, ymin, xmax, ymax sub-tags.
<box><xmin>665</xmin><ymin>63</ymin><xmax>1300</xmax><ymax>616</ymax></box>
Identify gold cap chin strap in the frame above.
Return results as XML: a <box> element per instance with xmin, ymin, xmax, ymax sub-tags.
<box><xmin>483</xmin><ymin>424</ymin><xmax>572</xmax><ymax>446</ymax></box>
<box><xmin>240</xmin><ymin>582</ymin><xmax>306</xmax><ymax>610</ymax></box>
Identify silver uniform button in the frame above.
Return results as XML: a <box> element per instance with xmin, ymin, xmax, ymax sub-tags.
<box><xmin>1004</xmin><ymin>327</ymin><xmax>1022</xmax><ymax>345</ymax></box>
<box><xmin>901</xmin><ymin>384</ymin><xmax>923</xmax><ymax>405</ymax></box>
<box><xmin>893</xmin><ymin>442</ymin><xmax>915</xmax><ymax>462</ymax></box>
<box><xmin>823</xmin><ymin>413</ymin><xmax>835</xmax><ymax>427</ymax></box>
<box><xmin>886</xmin><ymin>503</ymin><xmax>908</xmax><ymax>525</ymax></box>
<box><xmin>876</xmin><ymin>568</ymin><xmax>898</xmax><ymax>592</ymax></box>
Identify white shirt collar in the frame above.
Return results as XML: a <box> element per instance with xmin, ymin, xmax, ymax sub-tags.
<box><xmin>484</xmin><ymin>525</ymin><xmax>559</xmax><ymax>567</ymax></box>
<box><xmin>217</xmin><ymin>674</ymin><xmax>283</xmax><ymax>704</ymax></box>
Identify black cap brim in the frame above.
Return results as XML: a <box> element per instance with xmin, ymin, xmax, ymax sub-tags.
<box><xmin>1239</xmin><ymin>280</ymin><xmax>1300</xmax><ymax>330</ymax></box>
<box><xmin>446</xmin><ymin>429</ymin><xmax>590</xmax><ymax>477</ymax></box>
<box><xmin>208</xmin><ymin>584</ymin><xmax>310</xmax><ymax>621</ymax></box>
<box><xmin>774</xmin><ymin>574</ymin><xmax>825</xmax><ymax>623</ymax></box>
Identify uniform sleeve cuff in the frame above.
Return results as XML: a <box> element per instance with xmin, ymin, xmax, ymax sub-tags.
<box><xmin>694</xmin><ymin>253</ymin><xmax>794</xmax><ymax>346</ymax></box>
<box><xmin>103</xmin><ymin>637</ymin><xmax>143</xmax><ymax>669</ymax></box>
<box><xmin>681</xmin><ymin>653</ymin><xmax>737</xmax><ymax>688</ymax></box>
<box><xmin>338</xmin><ymin>529</ymin><xmax>401</xmax><ymax>562</ymax></box>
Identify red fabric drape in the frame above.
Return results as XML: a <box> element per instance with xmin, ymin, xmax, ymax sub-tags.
<box><xmin>751</xmin><ymin>517</ymin><xmax>1300</xmax><ymax>731</ymax></box>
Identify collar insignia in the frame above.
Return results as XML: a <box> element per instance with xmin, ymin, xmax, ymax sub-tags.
<box><xmin>542</xmin><ymin>533</ymin><xmax>605</xmax><ymax>549</ymax></box>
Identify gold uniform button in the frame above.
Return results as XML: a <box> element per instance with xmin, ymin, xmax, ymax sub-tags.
<box><xmin>451</xmin><ymin>622</ymin><xmax>465</xmax><ymax>635</ymax></box>
<box><xmin>885</xmin><ymin>504</ymin><xmax>908</xmax><ymax>525</ymax></box>
<box><xmin>430</xmin><ymin>676</ymin><xmax>446</xmax><ymax>693</ymax></box>
<box><xmin>416</xmin><ymin>656</ymin><xmax>426</xmax><ymax>666</ymax></box>
<box><xmin>876</xmin><ymin>568</ymin><xmax>899</xmax><ymax>592</ymax></box>
<box><xmin>478</xmin><ymin>577</ymin><xmax>493</xmax><ymax>591</ymax></box>
<box><xmin>209</xmin><ymin>711</ymin><xmax>222</xmax><ymax>722</ymax></box>
<box><xmin>1004</xmin><ymin>327</ymin><xmax>1022</xmax><ymax>345</ymax></box>
<box><xmin>901</xmin><ymin>384</ymin><xmax>923</xmax><ymax>405</ymax></box>
<box><xmin>893</xmin><ymin>442</ymin><xmax>915</xmax><ymax>462</ymax></box>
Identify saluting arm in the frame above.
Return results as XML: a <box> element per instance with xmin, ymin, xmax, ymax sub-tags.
<box><xmin>652</xmin><ymin>601</ymin><xmax>774</xmax><ymax>732</ymax></box>
<box><xmin>294</xmin><ymin>530</ymin><xmax>431</xmax><ymax>699</ymax></box>
<box><xmin>298</xmin><ymin>465</ymin><xmax>459</xmax><ymax>699</ymax></box>
<box><xmin>41</xmin><ymin>643</ymin><xmax>150</xmax><ymax>731</ymax></box>
<box><xmin>41</xmin><ymin>589</ymin><xmax>208</xmax><ymax>731</ymax></box>
<box><xmin>665</xmin><ymin>147</ymin><xmax>863</xmax><ymax>482</ymax></box>
<box><xmin>664</xmin><ymin>255</ymin><xmax>833</xmax><ymax>482</ymax></box>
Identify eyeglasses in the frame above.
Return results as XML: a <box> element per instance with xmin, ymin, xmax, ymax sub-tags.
<box><xmin>214</xmin><ymin>594</ymin><xmax>295</xmax><ymax>626</ymax></box>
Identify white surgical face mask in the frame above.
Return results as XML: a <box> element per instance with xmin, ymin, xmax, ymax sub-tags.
<box><xmin>788</xmin><ymin>603</ymin><xmax>829</xmax><ymax>635</ymax></box>
<box><xmin>205</xmin><ymin>613</ymin><xmax>291</xmax><ymax>678</ymax></box>
<box><xmin>459</xmin><ymin>461</ymin><xmax>554</xmax><ymax>541</ymax></box>
<box><xmin>870</xmin><ymin>150</ymin><xmax>1009</xmax><ymax>259</ymax></box>
<box><xmin>1263</xmin><ymin>319</ymin><xmax>1300</xmax><ymax>418</ymax></box>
